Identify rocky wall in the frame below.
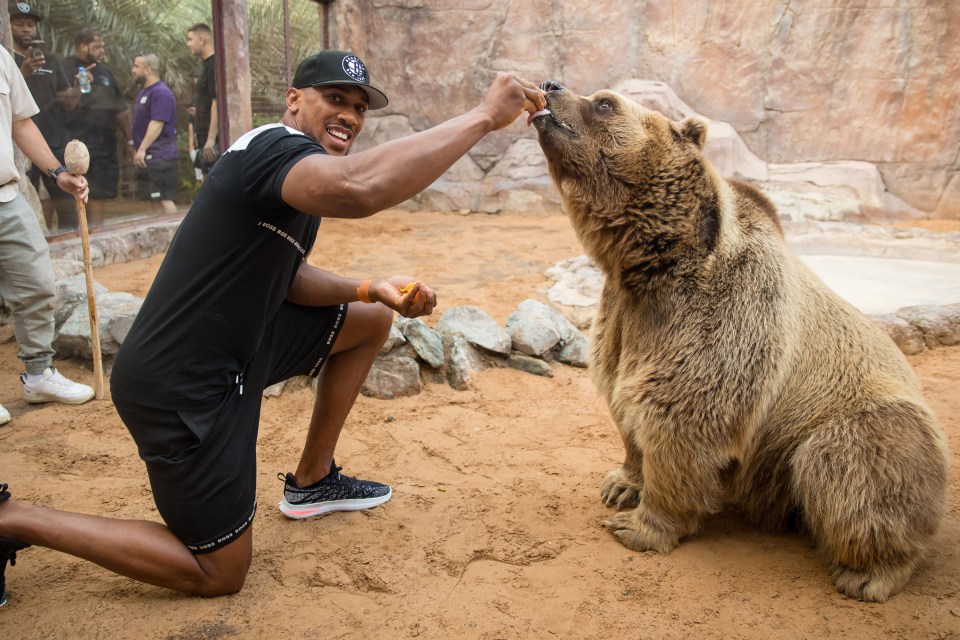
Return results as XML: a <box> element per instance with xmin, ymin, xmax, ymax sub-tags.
<box><xmin>331</xmin><ymin>0</ymin><xmax>960</xmax><ymax>218</ymax></box>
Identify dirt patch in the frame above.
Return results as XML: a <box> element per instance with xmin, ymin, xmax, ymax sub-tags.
<box><xmin>0</xmin><ymin>211</ymin><xmax>957</xmax><ymax>639</ymax></box>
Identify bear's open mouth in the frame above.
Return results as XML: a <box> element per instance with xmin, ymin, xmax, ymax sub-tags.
<box><xmin>527</xmin><ymin>108</ymin><xmax>551</xmax><ymax>126</ymax></box>
<box><xmin>533</xmin><ymin>109</ymin><xmax>576</xmax><ymax>136</ymax></box>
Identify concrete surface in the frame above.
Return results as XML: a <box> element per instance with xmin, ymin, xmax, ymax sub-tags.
<box><xmin>799</xmin><ymin>255</ymin><xmax>960</xmax><ymax>315</ymax></box>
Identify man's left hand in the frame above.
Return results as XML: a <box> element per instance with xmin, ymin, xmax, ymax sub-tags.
<box><xmin>375</xmin><ymin>276</ymin><xmax>437</xmax><ymax>318</ymax></box>
<box><xmin>55</xmin><ymin>172</ymin><xmax>89</xmax><ymax>202</ymax></box>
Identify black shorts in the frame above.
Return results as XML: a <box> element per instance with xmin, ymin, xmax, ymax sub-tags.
<box><xmin>86</xmin><ymin>149</ymin><xmax>119</xmax><ymax>200</ymax></box>
<box><xmin>114</xmin><ymin>302</ymin><xmax>347</xmax><ymax>554</ymax></box>
<box><xmin>136</xmin><ymin>159</ymin><xmax>179</xmax><ymax>201</ymax></box>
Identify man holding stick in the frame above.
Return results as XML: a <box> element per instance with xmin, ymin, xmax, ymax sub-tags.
<box><xmin>0</xmin><ymin>51</ymin><xmax>545</xmax><ymax>602</ymax></box>
<box><xmin>0</xmin><ymin>46</ymin><xmax>94</xmax><ymax>434</ymax></box>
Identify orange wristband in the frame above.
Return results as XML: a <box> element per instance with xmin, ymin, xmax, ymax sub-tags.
<box><xmin>357</xmin><ymin>279</ymin><xmax>373</xmax><ymax>303</ymax></box>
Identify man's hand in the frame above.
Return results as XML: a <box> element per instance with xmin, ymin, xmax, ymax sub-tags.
<box><xmin>133</xmin><ymin>148</ymin><xmax>148</xmax><ymax>168</ymax></box>
<box><xmin>477</xmin><ymin>72</ymin><xmax>547</xmax><ymax>132</ymax></box>
<box><xmin>370</xmin><ymin>276</ymin><xmax>437</xmax><ymax>318</ymax></box>
<box><xmin>202</xmin><ymin>139</ymin><xmax>217</xmax><ymax>163</ymax></box>
<box><xmin>55</xmin><ymin>172</ymin><xmax>89</xmax><ymax>203</ymax></box>
<box><xmin>19</xmin><ymin>46</ymin><xmax>45</xmax><ymax>78</ymax></box>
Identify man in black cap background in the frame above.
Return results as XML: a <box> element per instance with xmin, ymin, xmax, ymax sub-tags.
<box><xmin>8</xmin><ymin>1</ymin><xmax>78</xmax><ymax>231</ymax></box>
<box><xmin>0</xmin><ymin>50</ymin><xmax>545</xmax><ymax>600</ymax></box>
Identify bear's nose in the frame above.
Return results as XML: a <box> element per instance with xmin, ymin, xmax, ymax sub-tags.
<box><xmin>540</xmin><ymin>80</ymin><xmax>564</xmax><ymax>93</ymax></box>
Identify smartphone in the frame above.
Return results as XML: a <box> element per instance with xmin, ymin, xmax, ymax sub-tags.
<box><xmin>28</xmin><ymin>40</ymin><xmax>53</xmax><ymax>74</ymax></box>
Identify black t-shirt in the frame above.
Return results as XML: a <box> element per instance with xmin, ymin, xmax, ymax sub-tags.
<box><xmin>193</xmin><ymin>54</ymin><xmax>217</xmax><ymax>147</ymax></box>
<box><xmin>62</xmin><ymin>55</ymin><xmax>127</xmax><ymax>154</ymax></box>
<box><xmin>111</xmin><ymin>124</ymin><xmax>324</xmax><ymax>409</ymax></box>
<box><xmin>14</xmin><ymin>50</ymin><xmax>71</xmax><ymax>156</ymax></box>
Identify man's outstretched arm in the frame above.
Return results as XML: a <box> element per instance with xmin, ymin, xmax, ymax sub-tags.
<box><xmin>280</xmin><ymin>72</ymin><xmax>545</xmax><ymax>219</ymax></box>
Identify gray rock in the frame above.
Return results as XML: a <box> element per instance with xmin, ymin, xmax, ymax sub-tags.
<box><xmin>48</xmin><ymin>219</ymin><xmax>181</xmax><ymax>268</ymax></box>
<box><xmin>545</xmin><ymin>255</ymin><xmax>604</xmax><ymax>308</ymax></box>
<box><xmin>398</xmin><ymin>317</ymin><xmax>444</xmax><ymax>368</ymax></box>
<box><xmin>506</xmin><ymin>299</ymin><xmax>563</xmax><ymax>357</ymax></box>
<box><xmin>895</xmin><ymin>304</ymin><xmax>960</xmax><ymax>349</ymax></box>
<box><xmin>381</xmin><ymin>321</ymin><xmax>407</xmax><ymax>353</ymax></box>
<box><xmin>108</xmin><ymin>314</ymin><xmax>137</xmax><ymax>345</ymax></box>
<box><xmin>444</xmin><ymin>334</ymin><xmax>488</xmax><ymax>391</ymax></box>
<box><xmin>362</xmin><ymin>355</ymin><xmax>422</xmax><ymax>399</ymax></box>
<box><xmin>54</xmin><ymin>292</ymin><xmax>143</xmax><ymax>359</ymax></box>
<box><xmin>554</xmin><ymin>332</ymin><xmax>590</xmax><ymax>368</ymax></box>
<box><xmin>505</xmin><ymin>298</ymin><xmax>591</xmax><ymax>368</ymax></box>
<box><xmin>868</xmin><ymin>314</ymin><xmax>927</xmax><ymax>356</ymax></box>
<box><xmin>435</xmin><ymin>305</ymin><xmax>511</xmax><ymax>355</ymax></box>
<box><xmin>262</xmin><ymin>375</ymin><xmax>314</xmax><ymax>398</ymax></box>
<box><xmin>54</xmin><ymin>274</ymin><xmax>109</xmax><ymax>329</ymax></box>
<box><xmin>262</xmin><ymin>381</ymin><xmax>286</xmax><ymax>397</ymax></box>
<box><xmin>507</xmin><ymin>353</ymin><xmax>553</xmax><ymax>378</ymax></box>
<box><xmin>283</xmin><ymin>375</ymin><xmax>315</xmax><ymax>393</ymax></box>
<box><xmin>51</xmin><ymin>259</ymin><xmax>85</xmax><ymax>280</ymax></box>
<box><xmin>389</xmin><ymin>342</ymin><xmax>420</xmax><ymax>361</ymax></box>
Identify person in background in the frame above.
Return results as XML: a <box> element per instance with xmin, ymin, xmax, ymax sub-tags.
<box><xmin>186</xmin><ymin>23</ymin><xmax>218</xmax><ymax>177</ymax></box>
<box><xmin>0</xmin><ymin>43</ymin><xmax>94</xmax><ymax>432</ymax></box>
<box><xmin>63</xmin><ymin>27</ymin><xmax>132</xmax><ymax>228</ymax></box>
<box><xmin>8</xmin><ymin>1</ymin><xmax>78</xmax><ymax>231</ymax></box>
<box><xmin>130</xmin><ymin>54</ymin><xmax>177</xmax><ymax>214</ymax></box>
<box><xmin>0</xmin><ymin>50</ymin><xmax>544</xmax><ymax>603</ymax></box>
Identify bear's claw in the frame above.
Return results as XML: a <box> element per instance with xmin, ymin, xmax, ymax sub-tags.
<box><xmin>600</xmin><ymin>468</ymin><xmax>643</xmax><ymax>509</ymax></box>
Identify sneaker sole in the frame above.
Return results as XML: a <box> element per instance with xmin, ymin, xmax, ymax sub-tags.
<box><xmin>23</xmin><ymin>391</ymin><xmax>95</xmax><ymax>405</ymax></box>
<box><xmin>278</xmin><ymin>489</ymin><xmax>392</xmax><ymax>519</ymax></box>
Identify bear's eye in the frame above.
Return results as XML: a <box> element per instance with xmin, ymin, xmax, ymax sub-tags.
<box><xmin>597</xmin><ymin>98</ymin><xmax>614</xmax><ymax>111</ymax></box>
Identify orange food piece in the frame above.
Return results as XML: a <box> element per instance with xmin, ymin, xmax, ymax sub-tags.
<box><xmin>399</xmin><ymin>282</ymin><xmax>421</xmax><ymax>303</ymax></box>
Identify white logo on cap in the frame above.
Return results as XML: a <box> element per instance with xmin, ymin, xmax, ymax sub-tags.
<box><xmin>16</xmin><ymin>3</ymin><xmax>32</xmax><ymax>13</ymax></box>
<box><xmin>342</xmin><ymin>55</ymin><xmax>367</xmax><ymax>83</ymax></box>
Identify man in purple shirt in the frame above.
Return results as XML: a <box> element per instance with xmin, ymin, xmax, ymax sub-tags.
<box><xmin>131</xmin><ymin>54</ymin><xmax>177</xmax><ymax>214</ymax></box>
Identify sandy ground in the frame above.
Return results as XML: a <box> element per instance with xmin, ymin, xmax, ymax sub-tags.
<box><xmin>0</xmin><ymin>211</ymin><xmax>958</xmax><ymax>639</ymax></box>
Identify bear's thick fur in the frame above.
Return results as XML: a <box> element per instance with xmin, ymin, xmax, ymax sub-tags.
<box><xmin>533</xmin><ymin>83</ymin><xmax>949</xmax><ymax>602</ymax></box>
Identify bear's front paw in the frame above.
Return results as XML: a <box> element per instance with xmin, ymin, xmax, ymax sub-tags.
<box><xmin>600</xmin><ymin>468</ymin><xmax>643</xmax><ymax>509</ymax></box>
<box><xmin>604</xmin><ymin>509</ymin><xmax>678</xmax><ymax>553</ymax></box>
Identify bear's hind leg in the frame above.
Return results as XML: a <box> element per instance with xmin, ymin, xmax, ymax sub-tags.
<box><xmin>792</xmin><ymin>402</ymin><xmax>948</xmax><ymax>602</ymax></box>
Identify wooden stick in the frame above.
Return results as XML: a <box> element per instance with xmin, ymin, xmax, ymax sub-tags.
<box><xmin>75</xmin><ymin>195</ymin><xmax>104</xmax><ymax>399</ymax></box>
<box><xmin>65</xmin><ymin>139</ymin><xmax>103</xmax><ymax>399</ymax></box>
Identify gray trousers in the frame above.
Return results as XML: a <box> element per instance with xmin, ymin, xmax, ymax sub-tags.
<box><xmin>0</xmin><ymin>192</ymin><xmax>56</xmax><ymax>374</ymax></box>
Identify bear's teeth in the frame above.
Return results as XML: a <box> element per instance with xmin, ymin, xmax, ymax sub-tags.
<box><xmin>527</xmin><ymin>108</ymin><xmax>551</xmax><ymax>126</ymax></box>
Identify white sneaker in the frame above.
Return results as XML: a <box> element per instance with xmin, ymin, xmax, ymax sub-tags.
<box><xmin>21</xmin><ymin>368</ymin><xmax>95</xmax><ymax>405</ymax></box>
<box><xmin>0</xmin><ymin>404</ymin><xmax>9</xmax><ymax>425</ymax></box>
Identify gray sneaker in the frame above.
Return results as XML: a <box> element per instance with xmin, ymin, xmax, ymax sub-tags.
<box><xmin>278</xmin><ymin>461</ymin><xmax>391</xmax><ymax>519</ymax></box>
<box><xmin>21</xmin><ymin>368</ymin><xmax>94</xmax><ymax>405</ymax></box>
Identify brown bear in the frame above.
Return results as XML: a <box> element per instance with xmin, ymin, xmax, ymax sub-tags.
<box><xmin>531</xmin><ymin>81</ymin><xmax>949</xmax><ymax>602</ymax></box>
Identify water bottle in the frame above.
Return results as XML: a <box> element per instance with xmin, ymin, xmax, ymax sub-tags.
<box><xmin>77</xmin><ymin>66</ymin><xmax>92</xmax><ymax>94</ymax></box>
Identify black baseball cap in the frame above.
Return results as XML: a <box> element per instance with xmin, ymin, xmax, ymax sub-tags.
<box><xmin>292</xmin><ymin>50</ymin><xmax>388</xmax><ymax>110</ymax></box>
<box><xmin>9</xmin><ymin>2</ymin><xmax>42</xmax><ymax>20</ymax></box>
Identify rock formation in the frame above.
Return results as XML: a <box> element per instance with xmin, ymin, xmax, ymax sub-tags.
<box><xmin>333</xmin><ymin>0</ymin><xmax>959</xmax><ymax>219</ymax></box>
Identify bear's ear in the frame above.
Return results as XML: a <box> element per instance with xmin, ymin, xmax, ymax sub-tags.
<box><xmin>678</xmin><ymin>117</ymin><xmax>707</xmax><ymax>149</ymax></box>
